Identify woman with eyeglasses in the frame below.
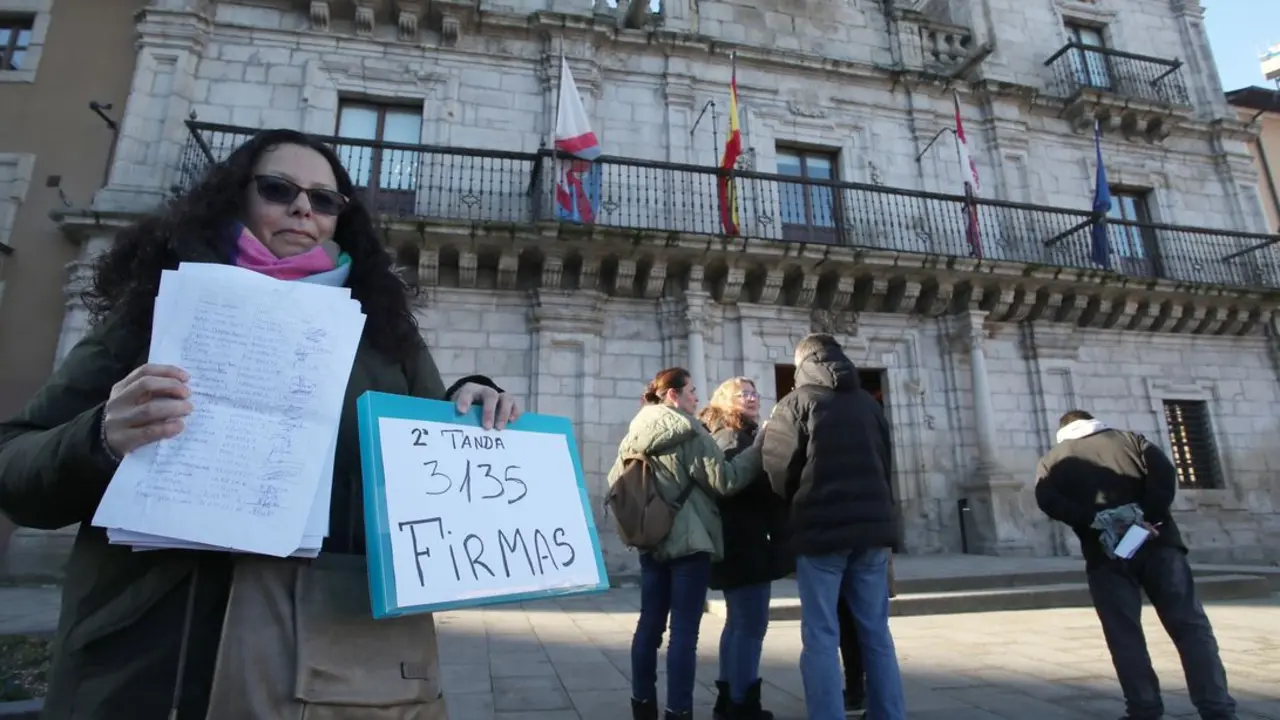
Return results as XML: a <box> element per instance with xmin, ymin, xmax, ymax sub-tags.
<box><xmin>0</xmin><ymin>129</ymin><xmax>519</xmax><ymax>720</ymax></box>
<box><xmin>699</xmin><ymin>377</ymin><xmax>792</xmax><ymax>720</ymax></box>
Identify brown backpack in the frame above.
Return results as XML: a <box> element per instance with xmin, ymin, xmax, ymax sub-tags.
<box><xmin>605</xmin><ymin>453</ymin><xmax>698</xmax><ymax>551</ymax></box>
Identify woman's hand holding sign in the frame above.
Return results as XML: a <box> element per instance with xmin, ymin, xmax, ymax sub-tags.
<box><xmin>102</xmin><ymin>363</ymin><xmax>195</xmax><ymax>459</ymax></box>
<box><xmin>452</xmin><ymin>382</ymin><xmax>521</xmax><ymax>430</ymax></box>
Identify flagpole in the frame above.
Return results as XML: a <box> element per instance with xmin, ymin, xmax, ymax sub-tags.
<box><xmin>551</xmin><ymin>31</ymin><xmax>565</xmax><ymax>158</ymax></box>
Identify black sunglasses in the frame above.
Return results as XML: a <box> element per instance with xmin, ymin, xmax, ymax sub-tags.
<box><xmin>252</xmin><ymin>175</ymin><xmax>349</xmax><ymax>217</ymax></box>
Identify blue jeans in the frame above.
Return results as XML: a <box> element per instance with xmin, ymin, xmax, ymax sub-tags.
<box><xmin>716</xmin><ymin>581</ymin><xmax>772</xmax><ymax>702</ymax></box>
<box><xmin>795</xmin><ymin>547</ymin><xmax>905</xmax><ymax>720</ymax></box>
<box><xmin>632</xmin><ymin>552</ymin><xmax>712</xmax><ymax>713</ymax></box>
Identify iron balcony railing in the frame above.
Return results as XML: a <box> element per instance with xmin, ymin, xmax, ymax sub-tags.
<box><xmin>178</xmin><ymin>121</ymin><xmax>1280</xmax><ymax>290</ymax></box>
<box><xmin>1044</xmin><ymin>42</ymin><xmax>1191</xmax><ymax>107</ymax></box>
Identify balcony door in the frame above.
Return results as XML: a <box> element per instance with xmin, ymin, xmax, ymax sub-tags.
<box><xmin>1107</xmin><ymin>189</ymin><xmax>1162</xmax><ymax>278</ymax></box>
<box><xmin>1067</xmin><ymin>24</ymin><xmax>1112</xmax><ymax>91</ymax></box>
<box><xmin>777</xmin><ymin>148</ymin><xmax>841</xmax><ymax>244</ymax></box>
<box><xmin>336</xmin><ymin>103</ymin><xmax>422</xmax><ymax>217</ymax></box>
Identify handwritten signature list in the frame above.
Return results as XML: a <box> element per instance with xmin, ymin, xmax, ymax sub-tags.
<box><xmin>92</xmin><ymin>263</ymin><xmax>365</xmax><ymax>558</ymax></box>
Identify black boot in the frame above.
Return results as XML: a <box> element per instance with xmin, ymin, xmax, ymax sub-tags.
<box><xmin>726</xmin><ymin>679</ymin><xmax>774</xmax><ymax>719</ymax></box>
<box><xmin>663</xmin><ymin>711</ymin><xmax>693</xmax><ymax>720</ymax></box>
<box><xmin>713</xmin><ymin>680</ymin><xmax>731</xmax><ymax>720</ymax></box>
<box><xmin>630</xmin><ymin>697</ymin><xmax>658</xmax><ymax>720</ymax></box>
<box><xmin>844</xmin><ymin>685</ymin><xmax>867</xmax><ymax>717</ymax></box>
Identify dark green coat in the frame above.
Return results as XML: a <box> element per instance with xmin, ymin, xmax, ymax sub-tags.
<box><xmin>0</xmin><ymin>259</ymin><xmax>475</xmax><ymax>719</ymax></box>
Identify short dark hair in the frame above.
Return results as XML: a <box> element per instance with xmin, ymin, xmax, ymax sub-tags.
<box><xmin>1059</xmin><ymin>410</ymin><xmax>1094</xmax><ymax>428</ymax></box>
<box><xmin>794</xmin><ymin>333</ymin><xmax>840</xmax><ymax>360</ymax></box>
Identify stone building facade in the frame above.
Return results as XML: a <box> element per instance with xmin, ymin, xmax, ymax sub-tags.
<box><xmin>29</xmin><ymin>0</ymin><xmax>1280</xmax><ymax>577</ymax></box>
<box><xmin>0</xmin><ymin>0</ymin><xmax>147</xmax><ymax>578</ymax></box>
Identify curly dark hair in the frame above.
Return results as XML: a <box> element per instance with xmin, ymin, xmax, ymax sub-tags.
<box><xmin>82</xmin><ymin>128</ymin><xmax>421</xmax><ymax>358</ymax></box>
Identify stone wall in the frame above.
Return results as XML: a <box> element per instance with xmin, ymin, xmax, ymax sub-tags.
<box><xmin>413</xmin><ymin>288</ymin><xmax>1280</xmax><ymax>573</ymax></box>
<box><xmin>88</xmin><ymin>0</ymin><xmax>1270</xmax><ymax>247</ymax></box>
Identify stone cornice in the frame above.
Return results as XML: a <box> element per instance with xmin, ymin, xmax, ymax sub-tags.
<box><xmin>399</xmin><ymin>219</ymin><xmax>1280</xmax><ymax>341</ymax></box>
<box><xmin>135</xmin><ymin>3</ymin><xmax>213</xmax><ymax>54</ymax></box>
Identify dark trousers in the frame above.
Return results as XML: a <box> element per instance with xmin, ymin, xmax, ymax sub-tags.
<box><xmin>1087</xmin><ymin>545</ymin><xmax>1237</xmax><ymax>720</ymax></box>
<box><xmin>632</xmin><ymin>552</ymin><xmax>712</xmax><ymax>713</ymax></box>
<box><xmin>837</xmin><ymin>585</ymin><xmax>865</xmax><ymax>701</ymax></box>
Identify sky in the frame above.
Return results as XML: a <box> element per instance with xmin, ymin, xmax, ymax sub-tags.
<box><xmin>1200</xmin><ymin>0</ymin><xmax>1280</xmax><ymax>92</ymax></box>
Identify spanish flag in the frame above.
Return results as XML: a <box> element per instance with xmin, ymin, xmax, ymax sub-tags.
<box><xmin>718</xmin><ymin>55</ymin><xmax>742</xmax><ymax>236</ymax></box>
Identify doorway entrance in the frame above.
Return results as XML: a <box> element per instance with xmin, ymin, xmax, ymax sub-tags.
<box><xmin>773</xmin><ymin>364</ymin><xmax>885</xmax><ymax>408</ymax></box>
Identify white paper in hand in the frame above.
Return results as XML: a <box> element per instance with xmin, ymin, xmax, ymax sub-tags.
<box><xmin>93</xmin><ymin>263</ymin><xmax>364</xmax><ymax>558</ymax></box>
<box><xmin>1113</xmin><ymin>524</ymin><xmax>1151</xmax><ymax>560</ymax></box>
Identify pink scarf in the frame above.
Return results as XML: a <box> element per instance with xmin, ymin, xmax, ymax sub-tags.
<box><xmin>232</xmin><ymin>224</ymin><xmax>336</xmax><ymax>281</ymax></box>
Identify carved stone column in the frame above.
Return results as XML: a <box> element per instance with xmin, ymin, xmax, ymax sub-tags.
<box><xmin>95</xmin><ymin>0</ymin><xmax>212</xmax><ymax>213</ymax></box>
<box><xmin>684</xmin><ymin>292</ymin><xmax>710</xmax><ymax>403</ymax></box>
<box><xmin>953</xmin><ymin>310</ymin><xmax>1032</xmax><ymax>556</ymax></box>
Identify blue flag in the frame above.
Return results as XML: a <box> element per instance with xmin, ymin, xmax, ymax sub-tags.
<box><xmin>1090</xmin><ymin>121</ymin><xmax>1113</xmax><ymax>270</ymax></box>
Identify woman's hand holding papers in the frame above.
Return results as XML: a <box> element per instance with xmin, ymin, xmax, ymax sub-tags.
<box><xmin>102</xmin><ymin>363</ymin><xmax>194</xmax><ymax>458</ymax></box>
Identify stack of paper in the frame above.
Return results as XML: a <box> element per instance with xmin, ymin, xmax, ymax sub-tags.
<box><xmin>92</xmin><ymin>262</ymin><xmax>365</xmax><ymax>558</ymax></box>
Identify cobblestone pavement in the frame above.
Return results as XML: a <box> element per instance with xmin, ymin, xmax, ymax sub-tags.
<box><xmin>4</xmin><ymin>585</ymin><xmax>1279</xmax><ymax>719</ymax></box>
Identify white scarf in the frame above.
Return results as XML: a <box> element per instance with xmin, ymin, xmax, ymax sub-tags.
<box><xmin>1056</xmin><ymin>418</ymin><xmax>1109</xmax><ymax>444</ymax></box>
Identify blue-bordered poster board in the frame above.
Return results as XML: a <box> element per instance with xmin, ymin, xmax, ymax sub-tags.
<box><xmin>357</xmin><ymin>391</ymin><xmax>609</xmax><ymax>619</ymax></box>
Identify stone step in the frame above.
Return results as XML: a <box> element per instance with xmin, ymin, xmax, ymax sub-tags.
<box><xmin>705</xmin><ymin>574</ymin><xmax>1274</xmax><ymax>621</ymax></box>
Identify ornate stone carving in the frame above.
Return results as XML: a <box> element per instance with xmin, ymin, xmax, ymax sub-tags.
<box><xmin>688</xmin><ymin>264</ymin><xmax>706</xmax><ymax>294</ymax></box>
<box><xmin>541</xmin><ymin>255</ymin><xmax>564</xmax><ymax>289</ymax></box>
<box><xmin>1126</xmin><ymin>300</ymin><xmax>1164</xmax><ymax>332</ymax></box>
<box><xmin>983</xmin><ymin>287</ymin><xmax>1017</xmax><ymax>319</ymax></box>
<box><xmin>496</xmin><ymin>252</ymin><xmax>518</xmax><ymax>290</ymax></box>
<box><xmin>867</xmin><ymin>278</ymin><xmax>892</xmax><ymax>312</ymax></box>
<box><xmin>578</xmin><ymin>256</ymin><xmax>602</xmax><ymax>293</ymax></box>
<box><xmin>796</xmin><ymin>272</ymin><xmax>819</xmax><ymax>307</ymax></box>
<box><xmin>915</xmin><ymin>279</ymin><xmax>954</xmax><ymax>317</ymax></box>
<box><xmin>1170</xmin><ymin>304</ymin><xmax>1202</xmax><ymax>334</ymax></box>
<box><xmin>830</xmin><ymin>276</ymin><xmax>856</xmax><ymax>310</ymax></box>
<box><xmin>395</xmin><ymin>2</ymin><xmax>421</xmax><ymax>41</ymax></box>
<box><xmin>810</xmin><ymin>309</ymin><xmax>858</xmax><ymax>336</ymax></box>
<box><xmin>953</xmin><ymin>311</ymin><xmax>990</xmax><ymax>352</ymax></box>
<box><xmin>885</xmin><ymin>278</ymin><xmax>922</xmax><ymax>314</ymax></box>
<box><xmin>1215</xmin><ymin>307</ymin><xmax>1247</xmax><ymax>336</ymax></box>
<box><xmin>758</xmin><ymin>268</ymin><xmax>784</xmax><ymax>305</ymax></box>
<box><xmin>417</xmin><ymin>248</ymin><xmax>439</xmax><ymax>287</ymax></box>
<box><xmin>613</xmin><ymin>259</ymin><xmax>637</xmax><ymax>296</ymax></box>
<box><xmin>1055</xmin><ymin>293</ymin><xmax>1089</xmax><ymax>325</ymax></box>
<box><xmin>1194</xmin><ymin>306</ymin><xmax>1227</xmax><ymax>335</ymax></box>
<box><xmin>642</xmin><ymin>262</ymin><xmax>667</xmax><ymax>299</ymax></box>
<box><xmin>457</xmin><ymin>251</ymin><xmax>477</xmax><ymax>288</ymax></box>
<box><xmin>718</xmin><ymin>266</ymin><xmax>746</xmax><ymax>304</ymax></box>
<box><xmin>354</xmin><ymin>1</ymin><xmax>377</xmax><ymax>35</ymax></box>
<box><xmin>1080</xmin><ymin>296</ymin><xmax>1117</xmax><ymax>329</ymax></box>
<box><xmin>1239</xmin><ymin>307</ymin><xmax>1270</xmax><ymax>336</ymax></box>
<box><xmin>440</xmin><ymin>14</ymin><xmax>460</xmax><ymax>47</ymax></box>
<box><xmin>309</xmin><ymin>1</ymin><xmax>331</xmax><ymax>31</ymax></box>
<box><xmin>786</xmin><ymin>100</ymin><xmax>828</xmax><ymax>118</ymax></box>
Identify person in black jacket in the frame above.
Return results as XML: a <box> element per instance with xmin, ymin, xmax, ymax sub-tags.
<box><xmin>1035</xmin><ymin>410</ymin><xmax>1238</xmax><ymax>720</ymax></box>
<box><xmin>700</xmin><ymin>377</ymin><xmax>791</xmax><ymax>720</ymax></box>
<box><xmin>759</xmin><ymin>334</ymin><xmax>905</xmax><ymax>720</ymax></box>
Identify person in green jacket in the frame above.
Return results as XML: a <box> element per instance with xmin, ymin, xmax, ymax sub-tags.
<box><xmin>608</xmin><ymin>367</ymin><xmax>763</xmax><ymax>720</ymax></box>
<box><xmin>0</xmin><ymin>129</ymin><xmax>520</xmax><ymax>720</ymax></box>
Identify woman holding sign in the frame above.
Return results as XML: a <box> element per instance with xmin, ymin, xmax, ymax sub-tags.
<box><xmin>609</xmin><ymin>367</ymin><xmax>762</xmax><ymax>720</ymax></box>
<box><xmin>699</xmin><ymin>377</ymin><xmax>791</xmax><ymax>720</ymax></box>
<box><xmin>0</xmin><ymin>129</ymin><xmax>520</xmax><ymax>720</ymax></box>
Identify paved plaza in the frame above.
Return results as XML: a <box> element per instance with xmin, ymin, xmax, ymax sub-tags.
<box><xmin>3</xmin><ymin>584</ymin><xmax>1279</xmax><ymax>719</ymax></box>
